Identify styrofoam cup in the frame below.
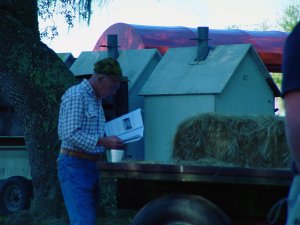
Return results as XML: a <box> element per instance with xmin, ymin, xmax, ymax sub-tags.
<box><xmin>106</xmin><ymin>149</ymin><xmax>124</xmax><ymax>162</ymax></box>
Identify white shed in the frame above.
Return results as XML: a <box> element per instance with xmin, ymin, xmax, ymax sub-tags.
<box><xmin>140</xmin><ymin>43</ymin><xmax>280</xmax><ymax>162</ymax></box>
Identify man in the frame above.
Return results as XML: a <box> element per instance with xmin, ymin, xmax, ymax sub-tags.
<box><xmin>57</xmin><ymin>57</ymin><xmax>128</xmax><ymax>225</ymax></box>
<box><xmin>282</xmin><ymin>22</ymin><xmax>300</xmax><ymax>225</ymax></box>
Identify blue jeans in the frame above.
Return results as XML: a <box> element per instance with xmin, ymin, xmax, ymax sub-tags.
<box><xmin>57</xmin><ymin>154</ymin><xmax>100</xmax><ymax>225</ymax></box>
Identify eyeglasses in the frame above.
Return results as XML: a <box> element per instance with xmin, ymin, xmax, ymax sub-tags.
<box><xmin>110</xmin><ymin>83</ymin><xmax>120</xmax><ymax>91</ymax></box>
<box><xmin>98</xmin><ymin>74</ymin><xmax>121</xmax><ymax>91</ymax></box>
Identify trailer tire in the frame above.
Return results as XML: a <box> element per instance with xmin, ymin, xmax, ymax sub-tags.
<box><xmin>0</xmin><ymin>176</ymin><xmax>33</xmax><ymax>215</ymax></box>
<box><xmin>130</xmin><ymin>193</ymin><xmax>233</xmax><ymax>225</ymax></box>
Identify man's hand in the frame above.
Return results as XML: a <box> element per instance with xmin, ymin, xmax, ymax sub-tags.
<box><xmin>97</xmin><ymin>136</ymin><xmax>124</xmax><ymax>149</ymax></box>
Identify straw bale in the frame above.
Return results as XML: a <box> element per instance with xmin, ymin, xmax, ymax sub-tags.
<box><xmin>173</xmin><ymin>113</ymin><xmax>290</xmax><ymax>169</ymax></box>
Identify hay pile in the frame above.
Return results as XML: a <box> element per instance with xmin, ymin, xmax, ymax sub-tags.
<box><xmin>173</xmin><ymin>113</ymin><xmax>290</xmax><ymax>169</ymax></box>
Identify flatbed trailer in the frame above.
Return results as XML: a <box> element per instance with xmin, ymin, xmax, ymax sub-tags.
<box><xmin>98</xmin><ymin>162</ymin><xmax>292</xmax><ymax>225</ymax></box>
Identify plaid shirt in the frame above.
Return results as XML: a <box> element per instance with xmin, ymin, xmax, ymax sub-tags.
<box><xmin>58</xmin><ymin>79</ymin><xmax>105</xmax><ymax>154</ymax></box>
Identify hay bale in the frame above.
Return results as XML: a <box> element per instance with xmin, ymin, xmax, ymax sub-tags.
<box><xmin>173</xmin><ymin>113</ymin><xmax>290</xmax><ymax>169</ymax></box>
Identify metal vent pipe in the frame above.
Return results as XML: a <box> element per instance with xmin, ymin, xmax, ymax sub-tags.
<box><xmin>107</xmin><ymin>34</ymin><xmax>119</xmax><ymax>59</ymax></box>
<box><xmin>195</xmin><ymin>27</ymin><xmax>209</xmax><ymax>61</ymax></box>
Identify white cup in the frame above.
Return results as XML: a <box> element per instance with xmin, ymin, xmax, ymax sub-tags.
<box><xmin>106</xmin><ymin>149</ymin><xmax>124</xmax><ymax>163</ymax></box>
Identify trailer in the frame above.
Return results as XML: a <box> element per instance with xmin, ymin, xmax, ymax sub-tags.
<box><xmin>98</xmin><ymin>162</ymin><xmax>291</xmax><ymax>225</ymax></box>
<box><xmin>0</xmin><ymin>136</ymin><xmax>32</xmax><ymax>215</ymax></box>
<box><xmin>92</xmin><ymin>24</ymin><xmax>290</xmax><ymax>225</ymax></box>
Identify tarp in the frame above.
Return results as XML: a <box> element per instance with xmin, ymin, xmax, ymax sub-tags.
<box><xmin>94</xmin><ymin>23</ymin><xmax>288</xmax><ymax>72</ymax></box>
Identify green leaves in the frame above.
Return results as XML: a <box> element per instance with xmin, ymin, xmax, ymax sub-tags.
<box><xmin>278</xmin><ymin>3</ymin><xmax>300</xmax><ymax>32</ymax></box>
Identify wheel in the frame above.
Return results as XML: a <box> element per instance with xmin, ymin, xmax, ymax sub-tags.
<box><xmin>0</xmin><ymin>176</ymin><xmax>33</xmax><ymax>215</ymax></box>
<box><xmin>131</xmin><ymin>193</ymin><xmax>233</xmax><ymax>225</ymax></box>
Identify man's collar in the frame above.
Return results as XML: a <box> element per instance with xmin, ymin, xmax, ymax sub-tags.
<box><xmin>82</xmin><ymin>79</ymin><xmax>98</xmax><ymax>99</ymax></box>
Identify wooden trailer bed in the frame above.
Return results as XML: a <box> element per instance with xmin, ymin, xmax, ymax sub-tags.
<box><xmin>98</xmin><ymin>162</ymin><xmax>292</xmax><ymax>225</ymax></box>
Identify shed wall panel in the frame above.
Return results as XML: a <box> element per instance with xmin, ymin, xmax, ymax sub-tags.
<box><xmin>144</xmin><ymin>95</ymin><xmax>215</xmax><ymax>162</ymax></box>
<box><xmin>216</xmin><ymin>56</ymin><xmax>275</xmax><ymax>115</ymax></box>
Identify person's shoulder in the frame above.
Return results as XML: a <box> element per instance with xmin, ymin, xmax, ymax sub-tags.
<box><xmin>62</xmin><ymin>81</ymin><xmax>85</xmax><ymax>100</ymax></box>
<box><xmin>285</xmin><ymin>23</ymin><xmax>300</xmax><ymax>48</ymax></box>
<box><xmin>282</xmin><ymin>22</ymin><xmax>300</xmax><ymax>96</ymax></box>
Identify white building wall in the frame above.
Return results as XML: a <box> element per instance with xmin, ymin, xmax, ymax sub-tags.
<box><xmin>216</xmin><ymin>57</ymin><xmax>275</xmax><ymax>116</ymax></box>
<box><xmin>144</xmin><ymin>95</ymin><xmax>215</xmax><ymax>162</ymax></box>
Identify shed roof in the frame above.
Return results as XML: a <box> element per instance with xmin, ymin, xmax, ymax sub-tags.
<box><xmin>69</xmin><ymin>51</ymin><xmax>106</xmax><ymax>76</ymax></box>
<box><xmin>57</xmin><ymin>52</ymin><xmax>75</xmax><ymax>68</ymax></box>
<box><xmin>140</xmin><ymin>44</ymin><xmax>280</xmax><ymax>96</ymax></box>
<box><xmin>69</xmin><ymin>49</ymin><xmax>161</xmax><ymax>90</ymax></box>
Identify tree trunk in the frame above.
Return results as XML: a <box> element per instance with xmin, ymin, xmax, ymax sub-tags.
<box><xmin>0</xmin><ymin>0</ymin><xmax>77</xmax><ymax>217</ymax></box>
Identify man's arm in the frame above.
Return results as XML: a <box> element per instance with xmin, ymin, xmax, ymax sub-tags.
<box><xmin>284</xmin><ymin>91</ymin><xmax>300</xmax><ymax>172</ymax></box>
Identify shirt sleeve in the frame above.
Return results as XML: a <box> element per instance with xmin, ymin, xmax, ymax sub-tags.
<box><xmin>282</xmin><ymin>22</ymin><xmax>300</xmax><ymax>97</ymax></box>
<box><xmin>58</xmin><ymin>93</ymin><xmax>99</xmax><ymax>152</ymax></box>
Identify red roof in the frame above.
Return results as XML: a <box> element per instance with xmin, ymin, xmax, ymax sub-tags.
<box><xmin>94</xmin><ymin>23</ymin><xmax>288</xmax><ymax>72</ymax></box>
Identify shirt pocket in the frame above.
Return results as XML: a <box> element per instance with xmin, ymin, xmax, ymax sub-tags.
<box><xmin>84</xmin><ymin>105</ymin><xmax>98</xmax><ymax>130</ymax></box>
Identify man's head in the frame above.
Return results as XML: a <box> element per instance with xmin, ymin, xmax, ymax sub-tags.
<box><xmin>93</xmin><ymin>58</ymin><xmax>128</xmax><ymax>82</ymax></box>
<box><xmin>89</xmin><ymin>58</ymin><xmax>128</xmax><ymax>98</ymax></box>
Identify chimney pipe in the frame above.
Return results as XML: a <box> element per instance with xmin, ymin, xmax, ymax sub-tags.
<box><xmin>195</xmin><ymin>27</ymin><xmax>209</xmax><ymax>61</ymax></box>
<box><xmin>107</xmin><ymin>34</ymin><xmax>119</xmax><ymax>59</ymax></box>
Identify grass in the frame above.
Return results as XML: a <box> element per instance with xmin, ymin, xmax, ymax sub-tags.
<box><xmin>0</xmin><ymin>209</ymin><xmax>136</xmax><ymax>225</ymax></box>
<box><xmin>0</xmin><ymin>216</ymin><xmax>5</xmax><ymax>225</ymax></box>
<box><xmin>97</xmin><ymin>209</ymin><xmax>136</xmax><ymax>225</ymax></box>
<box><xmin>1</xmin><ymin>177</ymin><xmax>136</xmax><ymax>225</ymax></box>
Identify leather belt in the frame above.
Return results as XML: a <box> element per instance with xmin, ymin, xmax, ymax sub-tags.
<box><xmin>60</xmin><ymin>149</ymin><xmax>100</xmax><ymax>162</ymax></box>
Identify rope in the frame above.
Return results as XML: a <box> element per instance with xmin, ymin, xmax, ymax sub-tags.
<box><xmin>267</xmin><ymin>198</ymin><xmax>287</xmax><ymax>225</ymax></box>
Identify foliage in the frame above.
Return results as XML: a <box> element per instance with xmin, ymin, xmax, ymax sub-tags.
<box><xmin>0</xmin><ymin>216</ymin><xmax>4</xmax><ymax>225</ymax></box>
<box><xmin>38</xmin><ymin>0</ymin><xmax>111</xmax><ymax>39</ymax></box>
<box><xmin>278</xmin><ymin>1</ymin><xmax>300</xmax><ymax>32</ymax></box>
<box><xmin>99</xmin><ymin>178</ymin><xmax>118</xmax><ymax>217</ymax></box>
<box><xmin>97</xmin><ymin>210</ymin><xmax>135</xmax><ymax>225</ymax></box>
<box><xmin>96</xmin><ymin>178</ymin><xmax>136</xmax><ymax>225</ymax></box>
<box><xmin>226</xmin><ymin>2</ymin><xmax>300</xmax><ymax>32</ymax></box>
<box><xmin>271</xmin><ymin>73</ymin><xmax>282</xmax><ymax>90</ymax></box>
<box><xmin>270</xmin><ymin>73</ymin><xmax>285</xmax><ymax>115</ymax></box>
<box><xmin>226</xmin><ymin>19</ymin><xmax>273</xmax><ymax>31</ymax></box>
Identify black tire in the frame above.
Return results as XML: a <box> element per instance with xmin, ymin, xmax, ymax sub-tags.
<box><xmin>0</xmin><ymin>176</ymin><xmax>33</xmax><ymax>215</ymax></box>
<box><xmin>131</xmin><ymin>193</ymin><xmax>233</xmax><ymax>225</ymax></box>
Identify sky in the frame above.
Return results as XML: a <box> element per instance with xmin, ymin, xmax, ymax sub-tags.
<box><xmin>40</xmin><ymin>0</ymin><xmax>290</xmax><ymax>57</ymax></box>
